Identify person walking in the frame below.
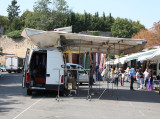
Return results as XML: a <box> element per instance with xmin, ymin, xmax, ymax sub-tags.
<box><xmin>114</xmin><ymin>67</ymin><xmax>119</xmax><ymax>86</ymax></box>
<box><xmin>119</xmin><ymin>67</ymin><xmax>125</xmax><ymax>86</ymax></box>
<box><xmin>148</xmin><ymin>69</ymin><xmax>153</xmax><ymax>91</ymax></box>
<box><xmin>136</xmin><ymin>69</ymin><xmax>140</xmax><ymax>89</ymax></box>
<box><xmin>143</xmin><ymin>68</ymin><xmax>149</xmax><ymax>88</ymax></box>
<box><xmin>139</xmin><ymin>68</ymin><xmax>144</xmax><ymax>90</ymax></box>
<box><xmin>125</xmin><ymin>66</ymin><xmax>130</xmax><ymax>82</ymax></box>
<box><xmin>89</xmin><ymin>64</ymin><xmax>95</xmax><ymax>89</ymax></box>
<box><xmin>136</xmin><ymin>68</ymin><xmax>144</xmax><ymax>89</ymax></box>
<box><xmin>130</xmin><ymin>66</ymin><xmax>135</xmax><ymax>90</ymax></box>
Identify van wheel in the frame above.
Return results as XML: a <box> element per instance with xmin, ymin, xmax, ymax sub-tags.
<box><xmin>8</xmin><ymin>71</ymin><xmax>11</xmax><ymax>73</ymax></box>
<box><xmin>27</xmin><ymin>89</ymin><xmax>32</xmax><ymax>95</ymax></box>
<box><xmin>59</xmin><ymin>91</ymin><xmax>65</xmax><ymax>96</ymax></box>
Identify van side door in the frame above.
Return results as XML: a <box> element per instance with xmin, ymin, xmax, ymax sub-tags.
<box><xmin>46</xmin><ymin>50</ymin><xmax>64</xmax><ymax>85</ymax></box>
<box><xmin>22</xmin><ymin>48</ymin><xmax>30</xmax><ymax>88</ymax></box>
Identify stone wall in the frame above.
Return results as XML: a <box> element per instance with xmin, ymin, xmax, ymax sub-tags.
<box><xmin>0</xmin><ymin>36</ymin><xmax>37</xmax><ymax>65</ymax></box>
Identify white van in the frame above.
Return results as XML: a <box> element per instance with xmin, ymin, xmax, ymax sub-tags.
<box><xmin>23</xmin><ymin>48</ymin><xmax>65</xmax><ymax>95</ymax></box>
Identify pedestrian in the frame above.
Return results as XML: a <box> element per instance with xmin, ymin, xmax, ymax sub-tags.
<box><xmin>101</xmin><ymin>66</ymin><xmax>107</xmax><ymax>83</ymax></box>
<box><xmin>136</xmin><ymin>69</ymin><xmax>140</xmax><ymax>89</ymax></box>
<box><xmin>148</xmin><ymin>69</ymin><xmax>153</xmax><ymax>91</ymax></box>
<box><xmin>110</xmin><ymin>66</ymin><xmax>114</xmax><ymax>80</ymax></box>
<box><xmin>89</xmin><ymin>64</ymin><xmax>95</xmax><ymax>89</ymax></box>
<box><xmin>136</xmin><ymin>68</ymin><xmax>144</xmax><ymax>89</ymax></box>
<box><xmin>143</xmin><ymin>68</ymin><xmax>149</xmax><ymax>88</ymax></box>
<box><xmin>125</xmin><ymin>66</ymin><xmax>130</xmax><ymax>82</ymax></box>
<box><xmin>139</xmin><ymin>68</ymin><xmax>144</xmax><ymax>90</ymax></box>
<box><xmin>114</xmin><ymin>67</ymin><xmax>119</xmax><ymax>86</ymax></box>
<box><xmin>130</xmin><ymin>66</ymin><xmax>135</xmax><ymax>90</ymax></box>
<box><xmin>119</xmin><ymin>67</ymin><xmax>125</xmax><ymax>86</ymax></box>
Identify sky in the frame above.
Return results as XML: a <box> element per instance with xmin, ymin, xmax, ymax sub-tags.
<box><xmin>0</xmin><ymin>0</ymin><xmax>159</xmax><ymax>28</ymax></box>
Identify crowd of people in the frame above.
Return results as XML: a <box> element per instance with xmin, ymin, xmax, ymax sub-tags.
<box><xmin>100</xmin><ymin>65</ymin><xmax>153</xmax><ymax>91</ymax></box>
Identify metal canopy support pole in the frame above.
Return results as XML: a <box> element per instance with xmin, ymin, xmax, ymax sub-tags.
<box><xmin>107</xmin><ymin>49</ymin><xmax>110</xmax><ymax>93</ymax></box>
<box><xmin>56</xmin><ymin>69</ymin><xmax>60</xmax><ymax>102</ymax></box>
<box><xmin>77</xmin><ymin>39</ymin><xmax>82</xmax><ymax>96</ymax></box>
<box><xmin>87</xmin><ymin>68</ymin><xmax>91</xmax><ymax>101</ymax></box>
<box><xmin>117</xmin><ymin>41</ymin><xmax>121</xmax><ymax>100</ymax></box>
<box><xmin>114</xmin><ymin>43</ymin><xmax>118</xmax><ymax>98</ymax></box>
<box><xmin>87</xmin><ymin>51</ymin><xmax>91</xmax><ymax>101</ymax></box>
<box><xmin>99</xmin><ymin>53</ymin><xmax>101</xmax><ymax>93</ymax></box>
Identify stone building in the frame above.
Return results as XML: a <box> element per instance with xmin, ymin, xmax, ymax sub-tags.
<box><xmin>0</xmin><ymin>36</ymin><xmax>36</xmax><ymax>65</ymax></box>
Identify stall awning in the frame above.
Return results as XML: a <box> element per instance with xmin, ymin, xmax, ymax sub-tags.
<box><xmin>114</xmin><ymin>56</ymin><xmax>128</xmax><ymax>64</ymax></box>
<box><xmin>126</xmin><ymin>49</ymin><xmax>159</xmax><ymax>62</ymax></box>
<box><xmin>138</xmin><ymin>49</ymin><xmax>160</xmax><ymax>61</ymax></box>
<box><xmin>21</xmin><ymin>28</ymin><xmax>147</xmax><ymax>55</ymax></box>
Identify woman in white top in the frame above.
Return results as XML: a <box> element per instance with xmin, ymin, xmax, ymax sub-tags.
<box><xmin>143</xmin><ymin>68</ymin><xmax>149</xmax><ymax>88</ymax></box>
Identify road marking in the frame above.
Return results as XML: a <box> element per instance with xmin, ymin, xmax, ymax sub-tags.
<box><xmin>13</xmin><ymin>98</ymin><xmax>42</xmax><ymax>119</ymax></box>
<box><xmin>139</xmin><ymin>110</ymin><xmax>145</xmax><ymax>117</ymax></box>
<box><xmin>129</xmin><ymin>102</ymin><xmax>134</xmax><ymax>107</ymax></box>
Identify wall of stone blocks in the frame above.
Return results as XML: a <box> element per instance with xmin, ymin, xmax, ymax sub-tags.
<box><xmin>0</xmin><ymin>36</ymin><xmax>37</xmax><ymax>65</ymax></box>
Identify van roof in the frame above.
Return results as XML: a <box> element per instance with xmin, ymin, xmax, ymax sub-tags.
<box><xmin>32</xmin><ymin>48</ymin><xmax>60</xmax><ymax>52</ymax></box>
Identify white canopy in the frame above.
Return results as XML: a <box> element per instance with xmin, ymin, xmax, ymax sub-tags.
<box><xmin>21</xmin><ymin>28</ymin><xmax>147</xmax><ymax>55</ymax></box>
<box><xmin>113</xmin><ymin>48</ymin><xmax>160</xmax><ymax>64</ymax></box>
<box><xmin>126</xmin><ymin>49</ymin><xmax>159</xmax><ymax>62</ymax></box>
<box><xmin>138</xmin><ymin>49</ymin><xmax>160</xmax><ymax>61</ymax></box>
<box><xmin>114</xmin><ymin>56</ymin><xmax>128</xmax><ymax>64</ymax></box>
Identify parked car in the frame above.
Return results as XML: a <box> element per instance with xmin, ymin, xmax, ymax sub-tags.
<box><xmin>65</xmin><ymin>63</ymin><xmax>96</xmax><ymax>84</ymax></box>
<box><xmin>0</xmin><ymin>65</ymin><xmax>6</xmax><ymax>72</ymax></box>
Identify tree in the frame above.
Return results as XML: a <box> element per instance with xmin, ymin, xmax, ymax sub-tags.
<box><xmin>105</xmin><ymin>13</ymin><xmax>115</xmax><ymax>31</ymax></box>
<box><xmin>9</xmin><ymin>17</ymin><xmax>23</xmax><ymax>31</ymax></box>
<box><xmin>33</xmin><ymin>0</ymin><xmax>52</xmax><ymax>30</ymax></box>
<box><xmin>132</xmin><ymin>21</ymin><xmax>145</xmax><ymax>34</ymax></box>
<box><xmin>7</xmin><ymin>0</ymin><xmax>20</xmax><ymax>23</ymax></box>
<box><xmin>106</xmin><ymin>54</ymin><xmax>115</xmax><ymax>59</ymax></box>
<box><xmin>132</xmin><ymin>20</ymin><xmax>160</xmax><ymax>48</ymax></box>
<box><xmin>52</xmin><ymin>0</ymin><xmax>71</xmax><ymax>28</ymax></box>
<box><xmin>111</xmin><ymin>18</ymin><xmax>133</xmax><ymax>38</ymax></box>
<box><xmin>23</xmin><ymin>11</ymin><xmax>41</xmax><ymax>29</ymax></box>
<box><xmin>0</xmin><ymin>16</ymin><xmax>9</xmax><ymax>27</ymax></box>
<box><xmin>153</xmin><ymin>21</ymin><xmax>160</xmax><ymax>39</ymax></box>
<box><xmin>132</xmin><ymin>29</ymin><xmax>160</xmax><ymax>48</ymax></box>
<box><xmin>0</xmin><ymin>47</ymin><xmax>3</xmax><ymax>53</ymax></box>
<box><xmin>32</xmin><ymin>0</ymin><xmax>71</xmax><ymax>30</ymax></box>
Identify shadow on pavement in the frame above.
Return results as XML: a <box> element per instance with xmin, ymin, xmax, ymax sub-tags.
<box><xmin>29</xmin><ymin>86</ymin><xmax>160</xmax><ymax>104</ymax></box>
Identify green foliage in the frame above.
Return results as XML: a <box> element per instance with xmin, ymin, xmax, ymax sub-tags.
<box><xmin>33</xmin><ymin>0</ymin><xmax>52</xmax><ymax>30</ymax></box>
<box><xmin>111</xmin><ymin>18</ymin><xmax>133</xmax><ymax>38</ymax></box>
<box><xmin>22</xmin><ymin>11</ymin><xmax>40</xmax><ymax>29</ymax></box>
<box><xmin>8</xmin><ymin>17</ymin><xmax>23</xmax><ymax>32</ymax></box>
<box><xmin>105</xmin><ymin>13</ymin><xmax>115</xmax><ymax>31</ymax></box>
<box><xmin>65</xmin><ymin>12</ymin><xmax>115</xmax><ymax>33</ymax></box>
<box><xmin>106</xmin><ymin>54</ymin><xmax>115</xmax><ymax>59</ymax></box>
<box><xmin>111</xmin><ymin>18</ymin><xmax>145</xmax><ymax>38</ymax></box>
<box><xmin>32</xmin><ymin>0</ymin><xmax>71</xmax><ymax>30</ymax></box>
<box><xmin>0</xmin><ymin>47</ymin><xmax>3</xmax><ymax>53</ymax></box>
<box><xmin>6</xmin><ymin>30</ymin><xmax>22</xmax><ymax>39</ymax></box>
<box><xmin>7</xmin><ymin>0</ymin><xmax>20</xmax><ymax>23</ymax></box>
<box><xmin>132</xmin><ymin>21</ymin><xmax>145</xmax><ymax>34</ymax></box>
<box><xmin>120</xmin><ymin>52</ymin><xmax>124</xmax><ymax>57</ymax></box>
<box><xmin>2</xmin><ymin>0</ymin><xmax>145</xmax><ymax>37</ymax></box>
<box><xmin>0</xmin><ymin>16</ymin><xmax>9</xmax><ymax>27</ymax></box>
<box><xmin>92</xmin><ymin>31</ymin><xmax>99</xmax><ymax>36</ymax></box>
